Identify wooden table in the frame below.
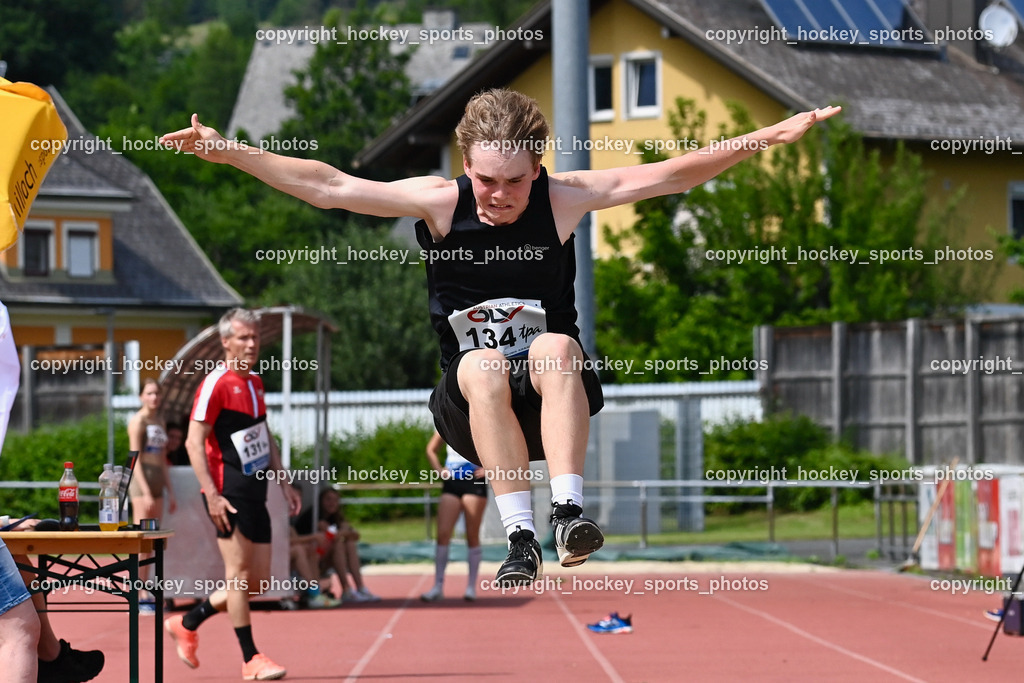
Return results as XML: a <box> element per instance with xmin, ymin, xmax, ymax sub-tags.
<box><xmin>1</xmin><ymin>530</ymin><xmax>173</xmax><ymax>683</ymax></box>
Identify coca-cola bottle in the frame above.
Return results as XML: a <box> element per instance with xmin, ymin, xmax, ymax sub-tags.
<box><xmin>58</xmin><ymin>462</ymin><xmax>79</xmax><ymax>531</ymax></box>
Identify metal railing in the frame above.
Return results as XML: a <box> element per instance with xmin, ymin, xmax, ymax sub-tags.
<box><xmin>0</xmin><ymin>478</ymin><xmax>918</xmax><ymax>561</ymax></box>
<box><xmin>329</xmin><ymin>479</ymin><xmax>917</xmax><ymax>560</ymax></box>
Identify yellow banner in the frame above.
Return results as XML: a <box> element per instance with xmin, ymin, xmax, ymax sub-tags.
<box><xmin>0</xmin><ymin>78</ymin><xmax>67</xmax><ymax>252</ymax></box>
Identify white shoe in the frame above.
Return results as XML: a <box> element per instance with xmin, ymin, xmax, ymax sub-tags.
<box><xmin>356</xmin><ymin>587</ymin><xmax>381</xmax><ymax>602</ymax></box>
<box><xmin>463</xmin><ymin>584</ymin><xmax>476</xmax><ymax>602</ymax></box>
<box><xmin>307</xmin><ymin>593</ymin><xmax>342</xmax><ymax>609</ymax></box>
<box><xmin>420</xmin><ymin>585</ymin><xmax>443</xmax><ymax>602</ymax></box>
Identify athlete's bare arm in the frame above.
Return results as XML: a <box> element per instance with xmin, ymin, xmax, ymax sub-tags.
<box><xmin>548</xmin><ymin>106</ymin><xmax>841</xmax><ymax>241</ymax></box>
<box><xmin>160</xmin><ymin>115</ymin><xmax>458</xmax><ymax>239</ymax></box>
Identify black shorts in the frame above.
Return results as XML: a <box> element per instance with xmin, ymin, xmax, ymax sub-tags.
<box><xmin>203</xmin><ymin>495</ymin><xmax>272</xmax><ymax>544</ymax></box>
<box><xmin>428</xmin><ymin>347</ymin><xmax>604</xmax><ymax>466</ymax></box>
<box><xmin>441</xmin><ymin>476</ymin><xmax>488</xmax><ymax>498</ymax></box>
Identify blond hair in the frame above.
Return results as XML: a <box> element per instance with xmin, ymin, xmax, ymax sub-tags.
<box><xmin>455</xmin><ymin>89</ymin><xmax>550</xmax><ymax>166</ymax></box>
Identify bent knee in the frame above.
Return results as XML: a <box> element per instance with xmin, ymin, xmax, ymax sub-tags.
<box><xmin>529</xmin><ymin>334</ymin><xmax>584</xmax><ymax>378</ymax></box>
<box><xmin>458</xmin><ymin>350</ymin><xmax>512</xmax><ymax>401</ymax></box>
<box><xmin>529</xmin><ymin>334</ymin><xmax>582</xmax><ymax>365</ymax></box>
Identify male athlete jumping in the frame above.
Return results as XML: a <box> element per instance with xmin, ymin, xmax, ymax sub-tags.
<box><xmin>162</xmin><ymin>90</ymin><xmax>839</xmax><ymax>587</ymax></box>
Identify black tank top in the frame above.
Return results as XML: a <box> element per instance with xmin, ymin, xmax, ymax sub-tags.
<box><xmin>415</xmin><ymin>167</ymin><xmax>581</xmax><ymax>370</ymax></box>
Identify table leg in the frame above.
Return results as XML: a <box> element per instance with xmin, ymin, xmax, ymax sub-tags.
<box><xmin>154</xmin><ymin>539</ymin><xmax>164</xmax><ymax>683</ymax></box>
<box><xmin>129</xmin><ymin>551</ymin><xmax>139</xmax><ymax>683</ymax></box>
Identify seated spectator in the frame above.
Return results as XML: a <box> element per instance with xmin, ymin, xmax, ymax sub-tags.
<box><xmin>164</xmin><ymin>421</ymin><xmax>190</xmax><ymax>467</ymax></box>
<box><xmin>9</xmin><ymin>519</ymin><xmax>105</xmax><ymax>682</ymax></box>
<box><xmin>287</xmin><ymin>526</ymin><xmax>341</xmax><ymax>609</ymax></box>
<box><xmin>293</xmin><ymin>488</ymin><xmax>380</xmax><ymax>603</ymax></box>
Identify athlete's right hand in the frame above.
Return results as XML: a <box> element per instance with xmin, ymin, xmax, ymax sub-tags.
<box><xmin>159</xmin><ymin>114</ymin><xmax>247</xmax><ymax>164</ymax></box>
<box><xmin>206</xmin><ymin>492</ymin><xmax>238</xmax><ymax>534</ymax></box>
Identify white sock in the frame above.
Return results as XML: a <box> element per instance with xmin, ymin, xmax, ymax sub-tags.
<box><xmin>467</xmin><ymin>546</ymin><xmax>482</xmax><ymax>587</ymax></box>
<box><xmin>550</xmin><ymin>474</ymin><xmax>584</xmax><ymax>508</ymax></box>
<box><xmin>434</xmin><ymin>544</ymin><xmax>449</xmax><ymax>587</ymax></box>
<box><xmin>495</xmin><ymin>490</ymin><xmax>535</xmax><ymax>542</ymax></box>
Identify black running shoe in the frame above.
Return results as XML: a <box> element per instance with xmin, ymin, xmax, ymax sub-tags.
<box><xmin>551</xmin><ymin>503</ymin><xmax>604</xmax><ymax>567</ymax></box>
<box><xmin>37</xmin><ymin>639</ymin><xmax>105</xmax><ymax>683</ymax></box>
<box><xmin>495</xmin><ymin>527</ymin><xmax>542</xmax><ymax>586</ymax></box>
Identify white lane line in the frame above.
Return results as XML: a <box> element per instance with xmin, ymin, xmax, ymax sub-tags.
<box><xmin>551</xmin><ymin>591</ymin><xmax>626</xmax><ymax>683</ymax></box>
<box><xmin>803</xmin><ymin>577</ymin><xmax>992</xmax><ymax>631</ymax></box>
<box><xmin>344</xmin><ymin>574</ymin><xmax>430</xmax><ymax>682</ymax></box>
<box><xmin>715</xmin><ymin>593</ymin><xmax>927</xmax><ymax>683</ymax></box>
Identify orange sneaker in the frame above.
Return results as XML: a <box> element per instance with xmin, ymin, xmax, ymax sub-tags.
<box><xmin>164</xmin><ymin>614</ymin><xmax>199</xmax><ymax>668</ymax></box>
<box><xmin>242</xmin><ymin>653</ymin><xmax>287</xmax><ymax>680</ymax></box>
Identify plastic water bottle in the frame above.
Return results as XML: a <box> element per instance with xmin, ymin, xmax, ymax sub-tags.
<box><xmin>114</xmin><ymin>465</ymin><xmax>130</xmax><ymax>528</ymax></box>
<box><xmin>58</xmin><ymin>462</ymin><xmax>79</xmax><ymax>531</ymax></box>
<box><xmin>98</xmin><ymin>464</ymin><xmax>119</xmax><ymax>531</ymax></box>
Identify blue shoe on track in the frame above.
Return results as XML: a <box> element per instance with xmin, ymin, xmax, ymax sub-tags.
<box><xmin>587</xmin><ymin>612</ymin><xmax>633</xmax><ymax>634</ymax></box>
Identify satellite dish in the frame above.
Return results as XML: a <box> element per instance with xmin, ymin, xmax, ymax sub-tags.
<box><xmin>979</xmin><ymin>4</ymin><xmax>1018</xmax><ymax>48</ymax></box>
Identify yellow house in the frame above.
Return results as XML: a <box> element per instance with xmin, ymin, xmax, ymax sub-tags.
<box><xmin>0</xmin><ymin>90</ymin><xmax>242</xmax><ymax>425</ymax></box>
<box><xmin>357</xmin><ymin>0</ymin><xmax>1024</xmax><ymax>301</ymax></box>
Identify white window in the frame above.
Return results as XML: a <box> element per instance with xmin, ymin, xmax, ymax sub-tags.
<box><xmin>1011</xmin><ymin>182</ymin><xmax>1024</xmax><ymax>240</ymax></box>
<box><xmin>19</xmin><ymin>220</ymin><xmax>54</xmax><ymax>276</ymax></box>
<box><xmin>63</xmin><ymin>221</ymin><xmax>99</xmax><ymax>278</ymax></box>
<box><xmin>622</xmin><ymin>51</ymin><xmax>661</xmax><ymax>119</ymax></box>
<box><xmin>589</xmin><ymin>56</ymin><xmax>613</xmax><ymax>122</ymax></box>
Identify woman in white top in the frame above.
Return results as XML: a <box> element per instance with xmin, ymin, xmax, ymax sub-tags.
<box><xmin>126</xmin><ymin>379</ymin><xmax>176</xmax><ymax>609</ymax></box>
<box><xmin>421</xmin><ymin>431</ymin><xmax>488</xmax><ymax>602</ymax></box>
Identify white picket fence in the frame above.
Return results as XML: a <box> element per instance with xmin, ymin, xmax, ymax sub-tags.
<box><xmin>113</xmin><ymin>380</ymin><xmax>761</xmax><ymax>449</ymax></box>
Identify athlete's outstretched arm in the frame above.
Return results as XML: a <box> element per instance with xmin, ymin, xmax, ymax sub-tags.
<box><xmin>159</xmin><ymin>114</ymin><xmax>451</xmax><ymax>219</ymax></box>
<box><xmin>550</xmin><ymin>106</ymin><xmax>840</xmax><ymax>233</ymax></box>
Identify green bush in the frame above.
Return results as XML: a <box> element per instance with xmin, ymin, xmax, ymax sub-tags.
<box><xmin>703</xmin><ymin>413</ymin><xmax>908</xmax><ymax>513</ymax></box>
<box><xmin>0</xmin><ymin>416</ymin><xmax>129</xmax><ymax>521</ymax></box>
<box><xmin>0</xmin><ymin>416</ymin><xmax>437</xmax><ymax>524</ymax></box>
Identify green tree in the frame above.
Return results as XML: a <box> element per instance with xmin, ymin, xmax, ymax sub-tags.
<box><xmin>262</xmin><ymin>227</ymin><xmax>438</xmax><ymax>391</ymax></box>
<box><xmin>996</xmin><ymin>234</ymin><xmax>1024</xmax><ymax>304</ymax></box>
<box><xmin>596</xmin><ymin>98</ymin><xmax>994</xmax><ymax>383</ymax></box>
<box><xmin>279</xmin><ymin>2</ymin><xmax>411</xmax><ymax>175</ymax></box>
<box><xmin>49</xmin><ymin>2</ymin><xmax>438</xmax><ymax>390</ymax></box>
<box><xmin>0</xmin><ymin>0</ymin><xmax>120</xmax><ymax>88</ymax></box>
<box><xmin>65</xmin><ymin>16</ymin><xmax>249</xmax><ymax>135</ymax></box>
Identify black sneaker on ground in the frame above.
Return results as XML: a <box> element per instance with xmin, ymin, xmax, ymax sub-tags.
<box><xmin>551</xmin><ymin>502</ymin><xmax>604</xmax><ymax>567</ymax></box>
<box><xmin>495</xmin><ymin>527</ymin><xmax>542</xmax><ymax>586</ymax></box>
<box><xmin>37</xmin><ymin>639</ymin><xmax>105</xmax><ymax>683</ymax></box>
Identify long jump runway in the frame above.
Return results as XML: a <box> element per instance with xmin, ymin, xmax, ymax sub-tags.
<box><xmin>45</xmin><ymin>561</ymin><xmax>1024</xmax><ymax>681</ymax></box>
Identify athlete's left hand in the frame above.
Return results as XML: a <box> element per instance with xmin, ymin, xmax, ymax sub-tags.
<box><xmin>767</xmin><ymin>106</ymin><xmax>842</xmax><ymax>145</ymax></box>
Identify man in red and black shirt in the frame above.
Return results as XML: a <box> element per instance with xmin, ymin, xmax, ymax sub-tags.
<box><xmin>165</xmin><ymin>308</ymin><xmax>301</xmax><ymax>681</ymax></box>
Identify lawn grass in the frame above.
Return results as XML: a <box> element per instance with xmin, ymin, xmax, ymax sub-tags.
<box><xmin>607</xmin><ymin>500</ymin><xmax>881</xmax><ymax>546</ymax></box>
<box><xmin>356</xmin><ymin>500</ymin><xmax>892</xmax><ymax>547</ymax></box>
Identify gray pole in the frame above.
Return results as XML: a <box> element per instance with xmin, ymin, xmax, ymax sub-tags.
<box><xmin>552</xmin><ymin>0</ymin><xmax>595</xmax><ymax>357</ymax></box>
<box><xmin>104</xmin><ymin>309</ymin><xmax>115</xmax><ymax>465</ymax></box>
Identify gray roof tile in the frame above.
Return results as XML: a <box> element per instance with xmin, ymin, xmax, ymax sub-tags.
<box><xmin>653</xmin><ymin>0</ymin><xmax>1024</xmax><ymax>141</ymax></box>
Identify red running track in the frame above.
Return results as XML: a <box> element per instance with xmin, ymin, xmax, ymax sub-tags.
<box><xmin>39</xmin><ymin>563</ymin><xmax>1024</xmax><ymax>682</ymax></box>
